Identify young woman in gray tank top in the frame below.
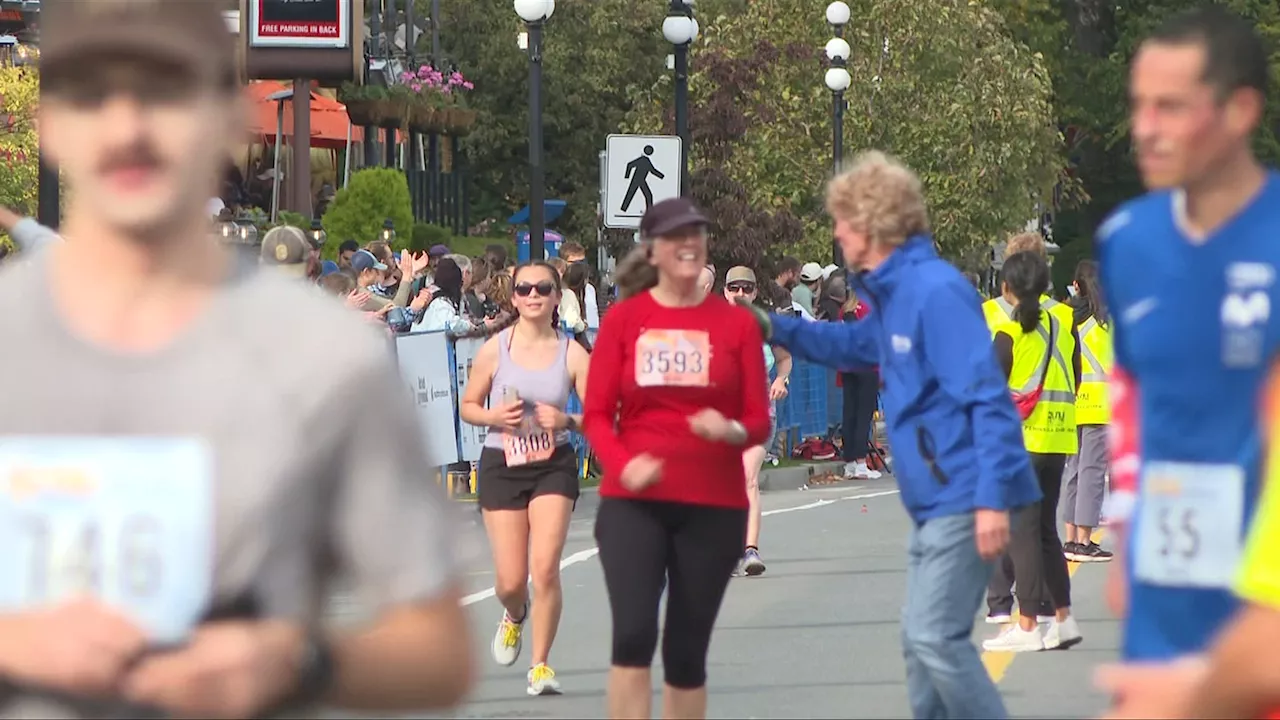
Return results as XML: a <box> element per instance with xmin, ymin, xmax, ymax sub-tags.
<box><xmin>459</xmin><ymin>261</ymin><xmax>590</xmax><ymax>697</ymax></box>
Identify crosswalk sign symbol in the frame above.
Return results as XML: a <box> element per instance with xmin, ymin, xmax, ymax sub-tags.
<box><xmin>603</xmin><ymin>135</ymin><xmax>682</xmax><ymax>229</ymax></box>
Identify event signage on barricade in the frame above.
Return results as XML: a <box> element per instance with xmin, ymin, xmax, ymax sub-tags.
<box><xmin>452</xmin><ymin>337</ymin><xmax>488</xmax><ymax>462</ymax></box>
<box><xmin>392</xmin><ymin>331</ymin><xmax>460</xmax><ymax>467</ymax></box>
<box><xmin>248</xmin><ymin>0</ymin><xmax>349</xmax><ymax>49</ymax></box>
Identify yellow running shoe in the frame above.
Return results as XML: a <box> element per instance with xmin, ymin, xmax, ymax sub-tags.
<box><xmin>491</xmin><ymin>602</ymin><xmax>527</xmax><ymax>667</ymax></box>
<box><xmin>527</xmin><ymin>663</ymin><xmax>562</xmax><ymax>696</ymax></box>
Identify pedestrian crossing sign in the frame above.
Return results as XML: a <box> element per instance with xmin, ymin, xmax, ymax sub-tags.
<box><xmin>603</xmin><ymin>134</ymin><xmax>683</xmax><ymax>230</ymax></box>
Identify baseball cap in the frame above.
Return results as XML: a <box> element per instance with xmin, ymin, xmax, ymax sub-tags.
<box><xmin>428</xmin><ymin>244</ymin><xmax>450</xmax><ymax>257</ymax></box>
<box><xmin>350</xmin><ymin>249</ymin><xmax>388</xmax><ymax>274</ymax></box>
<box><xmin>259</xmin><ymin>226</ymin><xmax>309</xmax><ymax>276</ymax></box>
<box><xmin>800</xmin><ymin>262</ymin><xmax>824</xmax><ymax>282</ymax></box>
<box><xmin>320</xmin><ymin>260</ymin><xmax>340</xmax><ymax>276</ymax></box>
<box><xmin>640</xmin><ymin>198</ymin><xmax>709</xmax><ymax>239</ymax></box>
<box><xmin>725</xmin><ymin>266</ymin><xmax>757</xmax><ymax>285</ymax></box>
<box><xmin>821</xmin><ymin>263</ymin><xmax>840</xmax><ymax>280</ymax></box>
<box><xmin>41</xmin><ymin>0</ymin><xmax>236</xmax><ymax>89</ymax></box>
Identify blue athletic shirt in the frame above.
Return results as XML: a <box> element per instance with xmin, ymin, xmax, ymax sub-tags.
<box><xmin>1097</xmin><ymin>171</ymin><xmax>1280</xmax><ymax>660</ymax></box>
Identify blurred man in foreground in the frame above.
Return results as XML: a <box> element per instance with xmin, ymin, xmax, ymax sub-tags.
<box><xmin>0</xmin><ymin>2</ymin><xmax>474</xmax><ymax>717</ymax></box>
<box><xmin>1093</xmin><ymin>6</ymin><xmax>1280</xmax><ymax>718</ymax></box>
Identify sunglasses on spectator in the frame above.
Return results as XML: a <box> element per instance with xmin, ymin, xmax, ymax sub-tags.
<box><xmin>514</xmin><ymin>281</ymin><xmax>556</xmax><ymax>297</ymax></box>
<box><xmin>726</xmin><ymin>282</ymin><xmax>756</xmax><ymax>294</ymax></box>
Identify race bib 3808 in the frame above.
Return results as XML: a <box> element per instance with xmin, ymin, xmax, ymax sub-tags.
<box><xmin>1133</xmin><ymin>462</ymin><xmax>1246</xmax><ymax>590</ymax></box>
<box><xmin>0</xmin><ymin>437</ymin><xmax>215</xmax><ymax>645</ymax></box>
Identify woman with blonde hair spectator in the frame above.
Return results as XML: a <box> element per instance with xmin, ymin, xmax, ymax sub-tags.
<box><xmin>748</xmin><ymin>150</ymin><xmax>1038</xmax><ymax>720</ymax></box>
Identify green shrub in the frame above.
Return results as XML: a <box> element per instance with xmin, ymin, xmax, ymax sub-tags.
<box><xmin>410</xmin><ymin>222</ymin><xmax>453</xmax><ymax>253</ymax></box>
<box><xmin>275</xmin><ymin>210</ymin><xmax>308</xmax><ymax>230</ymax></box>
<box><xmin>321</xmin><ymin>168</ymin><xmax>414</xmax><ymax>258</ymax></box>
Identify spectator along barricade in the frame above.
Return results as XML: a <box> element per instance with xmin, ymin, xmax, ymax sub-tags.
<box><xmin>392</xmin><ymin>328</ymin><xmax>865</xmax><ymax>498</ymax></box>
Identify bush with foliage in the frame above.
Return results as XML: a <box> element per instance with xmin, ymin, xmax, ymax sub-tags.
<box><xmin>410</xmin><ymin>222</ymin><xmax>453</xmax><ymax>252</ymax></box>
<box><xmin>320</xmin><ymin>168</ymin><xmax>414</xmax><ymax>255</ymax></box>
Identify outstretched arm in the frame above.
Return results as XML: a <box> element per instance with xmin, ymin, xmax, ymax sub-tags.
<box><xmin>766</xmin><ymin>312</ymin><xmax>879</xmax><ymax>369</ymax></box>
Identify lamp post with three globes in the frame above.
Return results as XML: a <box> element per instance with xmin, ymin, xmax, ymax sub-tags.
<box><xmin>824</xmin><ymin>1</ymin><xmax>851</xmax><ymax>266</ymax></box>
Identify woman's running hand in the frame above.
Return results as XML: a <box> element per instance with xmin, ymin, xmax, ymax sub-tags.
<box><xmin>769</xmin><ymin>377</ymin><xmax>789</xmax><ymax>400</ymax></box>
<box><xmin>973</xmin><ymin>508</ymin><xmax>1010</xmax><ymax>560</ymax></box>
<box><xmin>490</xmin><ymin>400</ymin><xmax>525</xmax><ymax>429</ymax></box>
<box><xmin>687</xmin><ymin>408</ymin><xmax>734</xmax><ymax>442</ymax></box>
<box><xmin>534</xmin><ymin>402</ymin><xmax>568</xmax><ymax>431</ymax></box>
<box><xmin>620</xmin><ymin>453</ymin><xmax>663</xmax><ymax>492</ymax></box>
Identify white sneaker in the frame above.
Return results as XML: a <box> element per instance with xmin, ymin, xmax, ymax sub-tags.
<box><xmin>1043</xmin><ymin>615</ymin><xmax>1083</xmax><ymax>650</ymax></box>
<box><xmin>527</xmin><ymin>663</ymin><xmax>562</xmax><ymax>696</ymax></box>
<box><xmin>985</xmin><ymin>612</ymin><xmax>1012</xmax><ymax>625</ymax></box>
<box><xmin>844</xmin><ymin>460</ymin><xmax>882</xmax><ymax>480</ymax></box>
<box><xmin>982</xmin><ymin>623</ymin><xmax>1044</xmax><ymax>653</ymax></box>
<box><xmin>491</xmin><ymin>602</ymin><xmax>527</xmax><ymax>667</ymax></box>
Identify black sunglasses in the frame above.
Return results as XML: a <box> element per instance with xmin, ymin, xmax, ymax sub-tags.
<box><xmin>726</xmin><ymin>282</ymin><xmax>756</xmax><ymax>294</ymax></box>
<box><xmin>514</xmin><ymin>281</ymin><xmax>556</xmax><ymax>297</ymax></box>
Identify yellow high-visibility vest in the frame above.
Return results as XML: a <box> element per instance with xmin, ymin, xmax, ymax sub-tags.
<box><xmin>982</xmin><ymin>295</ymin><xmax>1074</xmax><ymax>336</ymax></box>
<box><xmin>1076</xmin><ymin>316</ymin><xmax>1112</xmax><ymax>425</ymax></box>
<box><xmin>996</xmin><ymin>311</ymin><xmax>1079</xmax><ymax>455</ymax></box>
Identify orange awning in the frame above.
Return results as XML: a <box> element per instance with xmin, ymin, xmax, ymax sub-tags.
<box><xmin>244</xmin><ymin>80</ymin><xmax>366</xmax><ymax>150</ymax></box>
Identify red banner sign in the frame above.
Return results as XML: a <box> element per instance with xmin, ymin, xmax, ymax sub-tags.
<box><xmin>249</xmin><ymin>0</ymin><xmax>349</xmax><ymax>49</ymax></box>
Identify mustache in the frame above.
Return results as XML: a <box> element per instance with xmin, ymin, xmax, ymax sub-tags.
<box><xmin>97</xmin><ymin>142</ymin><xmax>164</xmax><ymax>174</ymax></box>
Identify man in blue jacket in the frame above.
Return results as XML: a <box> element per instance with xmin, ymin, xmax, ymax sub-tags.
<box><xmin>747</xmin><ymin>151</ymin><xmax>1040</xmax><ymax>719</ymax></box>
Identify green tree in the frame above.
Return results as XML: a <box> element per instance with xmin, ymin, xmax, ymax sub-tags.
<box><xmin>626</xmin><ymin>0</ymin><xmax>1066</xmax><ymax>265</ymax></box>
<box><xmin>0</xmin><ymin>66</ymin><xmax>39</xmax><ymax>251</ymax></box>
<box><xmin>992</xmin><ymin>0</ymin><xmax>1280</xmax><ymax>253</ymax></box>
<box><xmin>433</xmin><ymin>0</ymin><xmax>669</xmax><ymax>247</ymax></box>
<box><xmin>320</xmin><ymin>167</ymin><xmax>414</xmax><ymax>254</ymax></box>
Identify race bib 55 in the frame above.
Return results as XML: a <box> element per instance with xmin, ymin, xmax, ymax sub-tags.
<box><xmin>1133</xmin><ymin>462</ymin><xmax>1246</xmax><ymax>590</ymax></box>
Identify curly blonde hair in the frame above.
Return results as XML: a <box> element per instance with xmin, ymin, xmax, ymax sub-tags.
<box><xmin>825</xmin><ymin>150</ymin><xmax>930</xmax><ymax>247</ymax></box>
<box><xmin>1004</xmin><ymin>231</ymin><xmax>1047</xmax><ymax>259</ymax></box>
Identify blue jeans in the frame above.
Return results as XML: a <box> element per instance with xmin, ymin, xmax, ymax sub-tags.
<box><xmin>902</xmin><ymin>513</ymin><xmax>1008</xmax><ymax>719</ymax></box>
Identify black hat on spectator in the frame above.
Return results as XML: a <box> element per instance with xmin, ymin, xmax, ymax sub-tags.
<box><xmin>428</xmin><ymin>244</ymin><xmax>450</xmax><ymax>257</ymax></box>
<box><xmin>640</xmin><ymin>198</ymin><xmax>709</xmax><ymax>239</ymax></box>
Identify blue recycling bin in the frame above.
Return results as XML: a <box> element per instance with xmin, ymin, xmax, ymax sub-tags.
<box><xmin>516</xmin><ymin>230</ymin><xmax>563</xmax><ymax>263</ymax></box>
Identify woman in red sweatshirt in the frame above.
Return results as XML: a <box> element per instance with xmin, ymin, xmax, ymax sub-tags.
<box><xmin>583</xmin><ymin>197</ymin><xmax>770</xmax><ymax>720</ymax></box>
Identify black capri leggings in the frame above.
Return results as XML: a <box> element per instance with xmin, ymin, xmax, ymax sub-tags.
<box><xmin>595</xmin><ymin>497</ymin><xmax>747</xmax><ymax>689</ymax></box>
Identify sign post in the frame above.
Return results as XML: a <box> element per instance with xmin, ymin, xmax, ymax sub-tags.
<box><xmin>603</xmin><ymin>134</ymin><xmax>682</xmax><ymax>230</ymax></box>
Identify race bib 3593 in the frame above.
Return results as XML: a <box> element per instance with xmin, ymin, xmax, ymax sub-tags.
<box><xmin>635</xmin><ymin>329</ymin><xmax>711</xmax><ymax>388</ymax></box>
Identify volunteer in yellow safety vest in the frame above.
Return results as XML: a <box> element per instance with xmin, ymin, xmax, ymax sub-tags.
<box><xmin>981</xmin><ymin>251</ymin><xmax>1084</xmax><ymax>653</ymax></box>
<box><xmin>981</xmin><ymin>232</ymin><xmax>1069</xmax><ymax>624</ymax></box>
<box><xmin>1062</xmin><ymin>259</ymin><xmax>1114</xmax><ymax>563</ymax></box>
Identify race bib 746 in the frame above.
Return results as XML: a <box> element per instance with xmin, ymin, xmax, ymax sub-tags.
<box><xmin>0</xmin><ymin>437</ymin><xmax>215</xmax><ymax>645</ymax></box>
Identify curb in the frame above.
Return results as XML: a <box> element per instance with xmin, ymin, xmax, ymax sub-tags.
<box><xmin>759</xmin><ymin>460</ymin><xmax>845</xmax><ymax>492</ymax></box>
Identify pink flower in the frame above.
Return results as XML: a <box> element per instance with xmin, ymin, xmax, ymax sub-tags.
<box><xmin>462</xmin><ymin>81</ymin><xmax>474</xmax><ymax>90</ymax></box>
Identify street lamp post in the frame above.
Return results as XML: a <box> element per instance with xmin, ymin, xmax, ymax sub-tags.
<box><xmin>380</xmin><ymin>218</ymin><xmax>396</xmax><ymax>244</ymax></box>
<box><xmin>663</xmin><ymin>1</ymin><xmax>697</xmax><ymax>196</ymax></box>
<box><xmin>309</xmin><ymin>218</ymin><xmax>327</xmax><ymax>250</ymax></box>
<box><xmin>514</xmin><ymin>0</ymin><xmax>555</xmax><ymax>261</ymax></box>
<box><xmin>9</xmin><ymin>38</ymin><xmax>57</xmax><ymax>229</ymax></box>
<box><xmin>824</xmin><ymin>1</ymin><xmax>851</xmax><ymax>267</ymax></box>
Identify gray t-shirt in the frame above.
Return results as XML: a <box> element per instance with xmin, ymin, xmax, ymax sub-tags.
<box><xmin>0</xmin><ymin>249</ymin><xmax>459</xmax><ymax>718</ymax></box>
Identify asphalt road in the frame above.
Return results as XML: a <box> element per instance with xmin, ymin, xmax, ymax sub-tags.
<box><xmin>327</xmin><ymin>478</ymin><xmax>1120</xmax><ymax>719</ymax></box>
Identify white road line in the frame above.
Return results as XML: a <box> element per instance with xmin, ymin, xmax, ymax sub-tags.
<box><xmin>459</xmin><ymin>488</ymin><xmax>900</xmax><ymax>606</ymax></box>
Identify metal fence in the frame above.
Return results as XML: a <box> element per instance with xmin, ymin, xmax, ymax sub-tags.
<box><xmin>395</xmin><ymin>329</ymin><xmax>847</xmax><ymax>489</ymax></box>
